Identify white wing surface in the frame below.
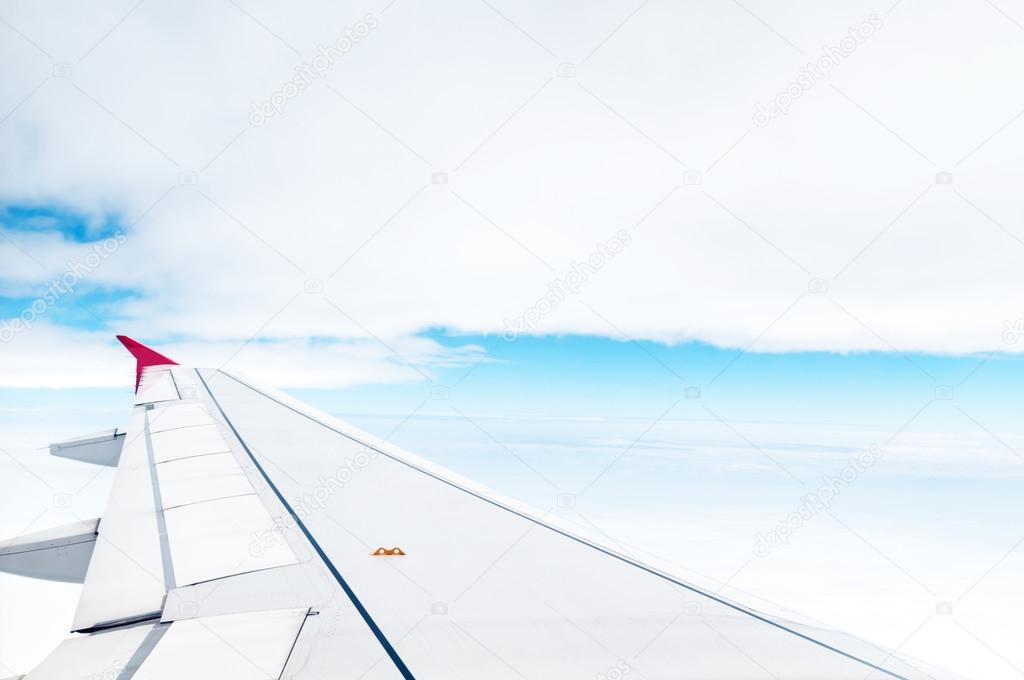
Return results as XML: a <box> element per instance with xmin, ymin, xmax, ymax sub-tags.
<box><xmin>4</xmin><ymin>336</ymin><xmax>958</xmax><ymax>680</ymax></box>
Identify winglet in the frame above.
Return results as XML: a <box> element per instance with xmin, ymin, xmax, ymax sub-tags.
<box><xmin>116</xmin><ymin>335</ymin><xmax>178</xmax><ymax>392</ymax></box>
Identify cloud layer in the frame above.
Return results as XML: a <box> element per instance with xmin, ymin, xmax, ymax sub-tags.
<box><xmin>2</xmin><ymin>0</ymin><xmax>1023</xmax><ymax>385</ymax></box>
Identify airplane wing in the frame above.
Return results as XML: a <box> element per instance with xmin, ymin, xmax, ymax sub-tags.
<box><xmin>2</xmin><ymin>336</ymin><xmax>954</xmax><ymax>679</ymax></box>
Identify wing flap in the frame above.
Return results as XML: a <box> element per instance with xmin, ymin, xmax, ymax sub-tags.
<box><xmin>25</xmin><ymin>622</ymin><xmax>155</xmax><ymax>680</ymax></box>
<box><xmin>147</xmin><ymin>403</ymin><xmax>210</xmax><ymax>433</ymax></box>
<box><xmin>131</xmin><ymin>608</ymin><xmax>308</xmax><ymax>680</ymax></box>
<box><xmin>150</xmin><ymin>423</ymin><xmax>229</xmax><ymax>463</ymax></box>
<box><xmin>161</xmin><ymin>564</ymin><xmax>328</xmax><ymax>622</ymax></box>
<box><xmin>49</xmin><ymin>429</ymin><xmax>124</xmax><ymax>467</ymax></box>
<box><xmin>156</xmin><ymin>452</ymin><xmax>254</xmax><ymax>509</ymax></box>
<box><xmin>72</xmin><ymin>409</ymin><xmax>167</xmax><ymax>631</ymax></box>
<box><xmin>0</xmin><ymin>518</ymin><xmax>98</xmax><ymax>583</ymax></box>
<box><xmin>28</xmin><ymin>610</ymin><xmax>308</xmax><ymax>680</ymax></box>
<box><xmin>73</xmin><ymin>395</ymin><xmax>300</xmax><ymax>630</ymax></box>
<box><xmin>163</xmin><ymin>493</ymin><xmax>297</xmax><ymax>586</ymax></box>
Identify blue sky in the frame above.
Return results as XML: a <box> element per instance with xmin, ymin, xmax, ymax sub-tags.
<box><xmin>334</xmin><ymin>330</ymin><xmax>1021</xmax><ymax>427</ymax></box>
<box><xmin>0</xmin><ymin>203</ymin><xmax>135</xmax><ymax>333</ymax></box>
<box><xmin>5</xmin><ymin>323</ymin><xmax>1018</xmax><ymax>432</ymax></box>
<box><xmin>0</xmin><ymin>204</ymin><xmax>123</xmax><ymax>243</ymax></box>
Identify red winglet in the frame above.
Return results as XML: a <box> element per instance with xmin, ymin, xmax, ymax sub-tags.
<box><xmin>116</xmin><ymin>335</ymin><xmax>178</xmax><ymax>392</ymax></box>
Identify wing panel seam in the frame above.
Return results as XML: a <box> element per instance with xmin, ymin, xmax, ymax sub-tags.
<box><xmin>144</xmin><ymin>410</ymin><xmax>177</xmax><ymax>591</ymax></box>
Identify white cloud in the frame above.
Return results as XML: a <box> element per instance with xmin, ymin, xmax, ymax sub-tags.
<box><xmin>0</xmin><ymin>322</ymin><xmax>485</xmax><ymax>388</ymax></box>
<box><xmin>1</xmin><ymin>0</ymin><xmax>1023</xmax><ymax>385</ymax></box>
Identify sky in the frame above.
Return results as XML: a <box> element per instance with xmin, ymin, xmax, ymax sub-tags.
<box><xmin>2</xmin><ymin>0</ymin><xmax>1024</xmax><ymax>678</ymax></box>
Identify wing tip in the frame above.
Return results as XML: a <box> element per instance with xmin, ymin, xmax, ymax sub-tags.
<box><xmin>116</xmin><ymin>335</ymin><xmax>178</xmax><ymax>392</ymax></box>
